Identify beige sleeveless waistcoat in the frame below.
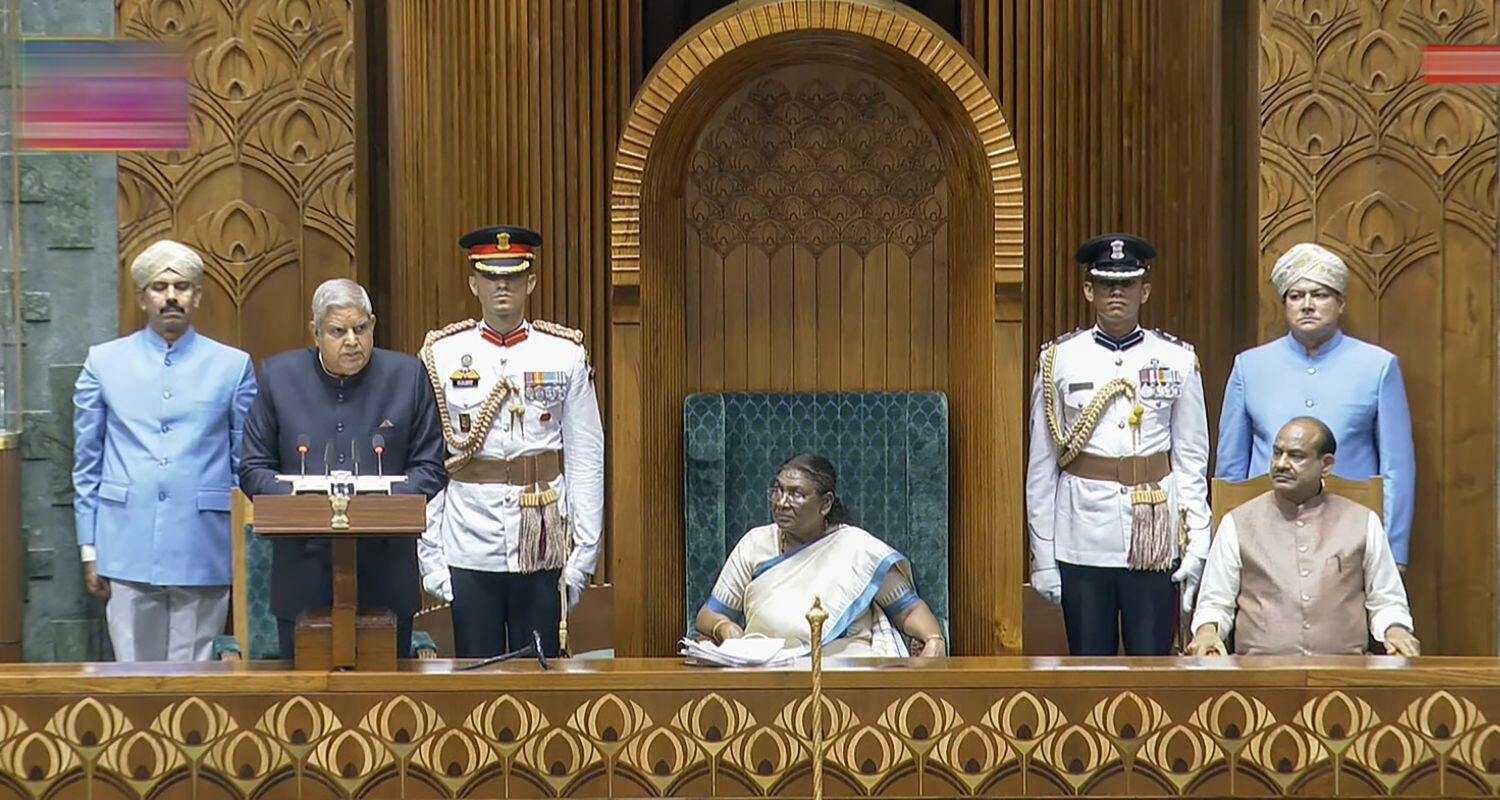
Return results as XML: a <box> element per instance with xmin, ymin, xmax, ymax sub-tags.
<box><xmin>1231</xmin><ymin>491</ymin><xmax>1370</xmax><ymax>655</ymax></box>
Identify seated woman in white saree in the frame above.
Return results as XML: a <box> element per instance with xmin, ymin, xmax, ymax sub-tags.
<box><xmin>694</xmin><ymin>454</ymin><xmax>947</xmax><ymax>658</ymax></box>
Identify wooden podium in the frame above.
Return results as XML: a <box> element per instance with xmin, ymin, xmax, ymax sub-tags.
<box><xmin>251</xmin><ymin>493</ymin><xmax>425</xmax><ymax>671</ymax></box>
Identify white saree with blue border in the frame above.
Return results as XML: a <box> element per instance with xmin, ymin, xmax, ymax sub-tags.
<box><xmin>706</xmin><ymin>524</ymin><xmax>919</xmax><ymax>657</ymax></box>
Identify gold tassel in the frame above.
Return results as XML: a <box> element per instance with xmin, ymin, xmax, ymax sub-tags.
<box><xmin>1128</xmin><ymin>483</ymin><xmax>1174</xmax><ymax>572</ymax></box>
<box><xmin>519</xmin><ymin>486</ymin><xmax>559</xmax><ymax>508</ymax></box>
<box><xmin>517</xmin><ymin>487</ymin><xmax>568</xmax><ymax>572</ymax></box>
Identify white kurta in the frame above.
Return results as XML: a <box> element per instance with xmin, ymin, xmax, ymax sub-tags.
<box><xmin>419</xmin><ymin>321</ymin><xmax>604</xmax><ymax>583</ymax></box>
<box><xmin>1026</xmin><ymin>327</ymin><xmax>1211</xmax><ymax>570</ymax></box>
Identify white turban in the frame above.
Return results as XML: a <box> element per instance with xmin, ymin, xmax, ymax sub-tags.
<box><xmin>1270</xmin><ymin>242</ymin><xmax>1348</xmax><ymax>296</ymax></box>
<box><xmin>130</xmin><ymin>240</ymin><xmax>204</xmax><ymax>290</ymax></box>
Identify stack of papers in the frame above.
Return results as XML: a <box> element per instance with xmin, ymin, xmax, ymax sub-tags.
<box><xmin>680</xmin><ymin>635</ymin><xmax>810</xmax><ymax>667</ymax></box>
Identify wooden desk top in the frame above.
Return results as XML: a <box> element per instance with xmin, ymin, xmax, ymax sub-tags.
<box><xmin>0</xmin><ymin>655</ymin><xmax>1497</xmax><ymax>694</ymax></box>
<box><xmin>4</xmin><ymin>657</ymin><xmax>1499</xmax><ymax>798</ymax></box>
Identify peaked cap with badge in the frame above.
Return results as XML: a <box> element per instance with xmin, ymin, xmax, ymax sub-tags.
<box><xmin>461</xmin><ymin>225</ymin><xmax>542</xmax><ymax>276</ymax></box>
<box><xmin>1075</xmin><ymin>233</ymin><xmax>1156</xmax><ymax>281</ymax></box>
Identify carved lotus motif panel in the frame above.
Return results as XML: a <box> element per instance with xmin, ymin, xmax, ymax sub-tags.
<box><xmin>2</xmin><ymin>684</ymin><xmax>1497</xmax><ymax>797</ymax></box>
<box><xmin>117</xmin><ymin>0</ymin><xmax>356</xmax><ymax>357</ymax></box>
<box><xmin>1260</xmin><ymin>0</ymin><xmax>1495</xmax><ymax>303</ymax></box>
<box><xmin>680</xmin><ymin>64</ymin><xmax>952</xmax><ymax>394</ymax></box>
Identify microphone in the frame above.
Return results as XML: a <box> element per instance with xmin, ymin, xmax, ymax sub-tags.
<box><xmin>296</xmin><ymin>434</ymin><xmax>310</xmax><ymax>476</ymax></box>
<box><xmin>458</xmin><ymin>630</ymin><xmax>550</xmax><ymax>671</ymax></box>
<box><xmin>372</xmin><ymin>434</ymin><xmax>385</xmax><ymax>477</ymax></box>
<box><xmin>350</xmin><ymin>439</ymin><xmax>359</xmax><ymax>474</ymax></box>
<box><xmin>323</xmin><ymin>441</ymin><xmax>333</xmax><ymax>476</ymax></box>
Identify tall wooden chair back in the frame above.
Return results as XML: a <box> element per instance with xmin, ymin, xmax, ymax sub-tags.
<box><xmin>1211</xmin><ymin>475</ymin><xmax>1384</xmax><ymax>532</ymax></box>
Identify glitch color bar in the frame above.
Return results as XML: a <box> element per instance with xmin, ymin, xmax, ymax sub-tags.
<box><xmin>19</xmin><ymin>40</ymin><xmax>189</xmax><ymax>151</ymax></box>
<box><xmin>1423</xmin><ymin>46</ymin><xmax>1500</xmax><ymax>84</ymax></box>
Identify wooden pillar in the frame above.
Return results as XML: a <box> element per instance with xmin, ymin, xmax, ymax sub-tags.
<box><xmin>329</xmin><ymin>539</ymin><xmax>357</xmax><ymax>669</ymax></box>
<box><xmin>0</xmin><ymin>433</ymin><xmax>19</xmax><ymax>662</ymax></box>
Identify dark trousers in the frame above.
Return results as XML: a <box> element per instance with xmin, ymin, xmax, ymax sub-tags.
<box><xmin>1059</xmin><ymin>562</ymin><xmax>1176</xmax><ymax>655</ymax></box>
<box><xmin>276</xmin><ymin>614</ymin><xmax>413</xmax><ymax>661</ymax></box>
<box><xmin>450</xmin><ymin>567</ymin><xmax>562</xmax><ymax>658</ymax></box>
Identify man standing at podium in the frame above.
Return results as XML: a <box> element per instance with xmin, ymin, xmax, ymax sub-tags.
<box><xmin>1026</xmin><ymin>234</ymin><xmax>1211</xmax><ymax>655</ymax></box>
<box><xmin>240</xmin><ymin>278</ymin><xmax>446</xmax><ymax>659</ymax></box>
<box><xmin>418</xmin><ymin>225</ymin><xmax>604</xmax><ymax>658</ymax></box>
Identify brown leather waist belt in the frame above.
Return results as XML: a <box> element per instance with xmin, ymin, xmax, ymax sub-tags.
<box><xmin>451</xmin><ymin>451</ymin><xmax>563</xmax><ymax>486</ymax></box>
<box><xmin>1063</xmin><ymin>451</ymin><xmax>1171</xmax><ymax>485</ymax></box>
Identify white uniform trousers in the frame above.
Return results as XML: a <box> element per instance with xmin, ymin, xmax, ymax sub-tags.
<box><xmin>104</xmin><ymin>579</ymin><xmax>230</xmax><ymax>662</ymax></box>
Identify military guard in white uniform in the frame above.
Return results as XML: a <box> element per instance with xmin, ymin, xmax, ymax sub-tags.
<box><xmin>418</xmin><ymin>225</ymin><xmax>604</xmax><ymax>658</ymax></box>
<box><xmin>1025</xmin><ymin>234</ymin><xmax>1211</xmax><ymax>655</ymax></box>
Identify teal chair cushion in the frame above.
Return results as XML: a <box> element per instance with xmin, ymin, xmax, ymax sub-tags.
<box><xmin>244</xmin><ymin>523</ymin><xmax>279</xmax><ymax>656</ymax></box>
<box><xmin>213</xmin><ymin>523</ymin><xmax>281</xmax><ymax>659</ymax></box>
<box><xmin>683</xmin><ymin>392</ymin><xmax>949</xmax><ymax>635</ymax></box>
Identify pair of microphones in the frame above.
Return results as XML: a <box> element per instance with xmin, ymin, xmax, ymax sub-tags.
<box><xmin>294</xmin><ymin>434</ymin><xmax>387</xmax><ymax>476</ymax></box>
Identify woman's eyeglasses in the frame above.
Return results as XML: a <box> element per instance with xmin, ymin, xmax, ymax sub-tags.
<box><xmin>767</xmin><ymin>487</ymin><xmax>821</xmax><ymax>505</ymax></box>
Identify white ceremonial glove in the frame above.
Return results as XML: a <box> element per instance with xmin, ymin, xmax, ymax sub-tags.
<box><xmin>421</xmin><ymin>570</ymin><xmax>453</xmax><ymax>603</ymax></box>
<box><xmin>561</xmin><ymin>566</ymin><xmax>589</xmax><ymax>611</ymax></box>
<box><xmin>1031</xmin><ymin>567</ymin><xmax>1062</xmax><ymax>605</ymax></box>
<box><xmin>1172</xmin><ymin>554</ymin><xmax>1205</xmax><ymax>614</ymax></box>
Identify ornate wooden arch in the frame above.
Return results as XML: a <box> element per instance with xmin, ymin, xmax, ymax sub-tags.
<box><xmin>609</xmin><ymin>0</ymin><xmax>1027</xmax><ymax>655</ymax></box>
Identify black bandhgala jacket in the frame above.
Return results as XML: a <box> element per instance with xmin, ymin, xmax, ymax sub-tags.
<box><xmin>240</xmin><ymin>347</ymin><xmax>447</xmax><ymax>621</ymax></box>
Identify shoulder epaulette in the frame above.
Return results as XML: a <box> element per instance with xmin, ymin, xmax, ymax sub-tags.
<box><xmin>1041</xmin><ymin>327</ymin><xmax>1087</xmax><ymax>353</ymax></box>
<box><xmin>421</xmin><ymin>318</ymin><xmax>477</xmax><ymax>350</ymax></box>
<box><xmin>533</xmin><ymin>318</ymin><xmax>584</xmax><ymax>345</ymax></box>
<box><xmin>1152</xmin><ymin>328</ymin><xmax>1194</xmax><ymax>351</ymax></box>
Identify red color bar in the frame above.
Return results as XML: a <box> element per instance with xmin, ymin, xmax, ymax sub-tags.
<box><xmin>1424</xmin><ymin>46</ymin><xmax>1500</xmax><ymax>84</ymax></box>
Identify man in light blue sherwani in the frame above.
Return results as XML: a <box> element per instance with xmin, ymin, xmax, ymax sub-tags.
<box><xmin>1216</xmin><ymin>243</ymin><xmax>1416</xmax><ymax>565</ymax></box>
<box><xmin>72</xmin><ymin>240</ymin><xmax>258</xmax><ymax>661</ymax></box>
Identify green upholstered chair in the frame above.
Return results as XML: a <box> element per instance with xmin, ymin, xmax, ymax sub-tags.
<box><xmin>214</xmin><ymin>492</ymin><xmax>436</xmax><ymax>660</ymax></box>
<box><xmin>683</xmin><ymin>392</ymin><xmax>949</xmax><ymax>636</ymax></box>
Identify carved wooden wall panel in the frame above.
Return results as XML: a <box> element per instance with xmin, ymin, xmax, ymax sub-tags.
<box><xmin>683</xmin><ymin>65</ymin><xmax>950</xmax><ymax>392</ymax></box>
<box><xmin>967</xmin><ymin>1</ymin><xmax>1259</xmax><ymax>424</ymax></box>
<box><xmin>1258</xmin><ymin>0</ymin><xmax>1497</xmax><ymax>655</ymax></box>
<box><xmin>116</xmin><ymin>0</ymin><xmax>358</xmax><ymax>361</ymax></box>
<box><xmin>382</xmin><ymin>0</ymin><xmax>638</xmax><ymax>361</ymax></box>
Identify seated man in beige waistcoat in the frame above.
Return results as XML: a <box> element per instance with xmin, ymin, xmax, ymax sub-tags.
<box><xmin>1187</xmin><ymin>416</ymin><xmax>1419</xmax><ymax>656</ymax></box>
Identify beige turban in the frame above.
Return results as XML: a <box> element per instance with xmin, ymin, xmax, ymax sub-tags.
<box><xmin>130</xmin><ymin>240</ymin><xmax>204</xmax><ymax>290</ymax></box>
<box><xmin>1270</xmin><ymin>242</ymin><xmax>1348</xmax><ymax>296</ymax></box>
